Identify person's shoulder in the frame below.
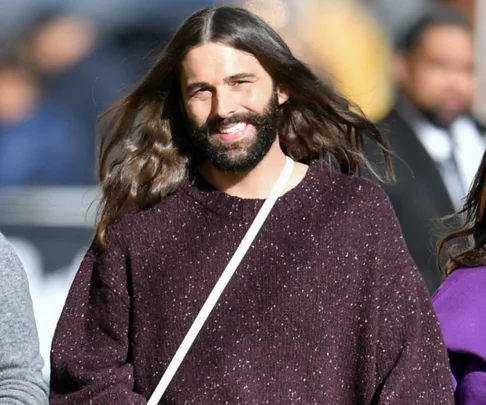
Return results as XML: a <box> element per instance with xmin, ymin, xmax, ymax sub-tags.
<box><xmin>0</xmin><ymin>232</ymin><xmax>22</xmax><ymax>269</ymax></box>
<box><xmin>0</xmin><ymin>232</ymin><xmax>11</xmax><ymax>251</ymax></box>
<box><xmin>311</xmin><ymin>161</ymin><xmax>391</xmax><ymax>212</ymax></box>
<box><xmin>432</xmin><ymin>266</ymin><xmax>486</xmax><ymax>355</ymax></box>
<box><xmin>106</xmin><ymin>189</ymin><xmax>192</xmax><ymax>244</ymax></box>
<box><xmin>0</xmin><ymin>233</ymin><xmax>29</xmax><ymax>296</ymax></box>
<box><xmin>433</xmin><ymin>266</ymin><xmax>486</xmax><ymax>309</ymax></box>
<box><xmin>310</xmin><ymin>161</ymin><xmax>403</xmax><ymax>239</ymax></box>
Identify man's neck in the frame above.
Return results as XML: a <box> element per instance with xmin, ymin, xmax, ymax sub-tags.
<box><xmin>199</xmin><ymin>141</ymin><xmax>289</xmax><ymax>199</ymax></box>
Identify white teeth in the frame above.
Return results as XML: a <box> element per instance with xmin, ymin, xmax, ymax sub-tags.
<box><xmin>219</xmin><ymin>122</ymin><xmax>246</xmax><ymax>134</ymax></box>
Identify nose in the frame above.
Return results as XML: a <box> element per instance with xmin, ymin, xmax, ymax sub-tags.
<box><xmin>212</xmin><ymin>88</ymin><xmax>237</xmax><ymax>118</ymax></box>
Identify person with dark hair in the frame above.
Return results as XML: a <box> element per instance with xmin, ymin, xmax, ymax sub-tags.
<box><xmin>11</xmin><ymin>8</ymin><xmax>135</xmax><ymax>186</ymax></box>
<box><xmin>433</xmin><ymin>149</ymin><xmax>486</xmax><ymax>404</ymax></box>
<box><xmin>369</xmin><ymin>6</ymin><xmax>485</xmax><ymax>293</ymax></box>
<box><xmin>49</xmin><ymin>6</ymin><xmax>454</xmax><ymax>404</ymax></box>
<box><xmin>0</xmin><ymin>55</ymin><xmax>95</xmax><ymax>186</ymax></box>
<box><xmin>0</xmin><ymin>232</ymin><xmax>49</xmax><ymax>404</ymax></box>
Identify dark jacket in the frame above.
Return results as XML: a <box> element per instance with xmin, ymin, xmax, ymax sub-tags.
<box><xmin>369</xmin><ymin>108</ymin><xmax>480</xmax><ymax>293</ymax></box>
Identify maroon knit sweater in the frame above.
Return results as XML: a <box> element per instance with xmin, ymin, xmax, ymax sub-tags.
<box><xmin>50</xmin><ymin>161</ymin><xmax>454</xmax><ymax>404</ymax></box>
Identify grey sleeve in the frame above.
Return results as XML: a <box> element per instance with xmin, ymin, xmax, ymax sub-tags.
<box><xmin>0</xmin><ymin>234</ymin><xmax>49</xmax><ymax>405</ymax></box>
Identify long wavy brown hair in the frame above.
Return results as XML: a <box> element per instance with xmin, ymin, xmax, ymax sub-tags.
<box><xmin>437</xmin><ymin>150</ymin><xmax>486</xmax><ymax>275</ymax></box>
<box><xmin>95</xmin><ymin>6</ymin><xmax>392</xmax><ymax>246</ymax></box>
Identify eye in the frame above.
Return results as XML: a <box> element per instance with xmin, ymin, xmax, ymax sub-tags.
<box><xmin>191</xmin><ymin>88</ymin><xmax>211</xmax><ymax>99</ymax></box>
<box><xmin>232</xmin><ymin>80</ymin><xmax>251</xmax><ymax>87</ymax></box>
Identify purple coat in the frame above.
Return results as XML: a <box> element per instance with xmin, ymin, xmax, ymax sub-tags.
<box><xmin>432</xmin><ymin>266</ymin><xmax>486</xmax><ymax>404</ymax></box>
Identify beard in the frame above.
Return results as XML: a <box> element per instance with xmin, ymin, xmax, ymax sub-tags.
<box><xmin>419</xmin><ymin>106</ymin><xmax>459</xmax><ymax>130</ymax></box>
<box><xmin>187</xmin><ymin>91</ymin><xmax>279</xmax><ymax>173</ymax></box>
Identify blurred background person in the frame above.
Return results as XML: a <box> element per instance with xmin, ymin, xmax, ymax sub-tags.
<box><xmin>0</xmin><ymin>55</ymin><xmax>93</xmax><ymax>186</ymax></box>
<box><xmin>18</xmin><ymin>10</ymin><xmax>132</xmax><ymax>134</ymax></box>
<box><xmin>433</xmin><ymin>148</ymin><xmax>486</xmax><ymax>404</ymax></box>
<box><xmin>16</xmin><ymin>9</ymin><xmax>134</xmax><ymax>184</ymax></box>
<box><xmin>369</xmin><ymin>5</ymin><xmax>484</xmax><ymax>293</ymax></box>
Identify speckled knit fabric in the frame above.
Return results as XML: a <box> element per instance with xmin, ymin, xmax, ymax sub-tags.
<box><xmin>50</xmin><ymin>160</ymin><xmax>454</xmax><ymax>404</ymax></box>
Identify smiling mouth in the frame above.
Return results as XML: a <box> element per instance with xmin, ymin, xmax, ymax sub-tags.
<box><xmin>214</xmin><ymin>122</ymin><xmax>251</xmax><ymax>142</ymax></box>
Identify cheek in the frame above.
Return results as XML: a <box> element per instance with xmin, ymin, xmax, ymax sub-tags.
<box><xmin>459</xmin><ymin>75</ymin><xmax>474</xmax><ymax>95</ymax></box>
<box><xmin>185</xmin><ymin>101</ymin><xmax>211</xmax><ymax>128</ymax></box>
<box><xmin>245</xmin><ymin>87</ymin><xmax>272</xmax><ymax>111</ymax></box>
<box><xmin>411</xmin><ymin>69</ymin><xmax>444</xmax><ymax>99</ymax></box>
<box><xmin>413</xmin><ymin>67</ymin><xmax>437</xmax><ymax>85</ymax></box>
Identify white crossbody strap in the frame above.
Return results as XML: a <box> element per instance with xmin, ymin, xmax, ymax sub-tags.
<box><xmin>147</xmin><ymin>156</ymin><xmax>294</xmax><ymax>404</ymax></box>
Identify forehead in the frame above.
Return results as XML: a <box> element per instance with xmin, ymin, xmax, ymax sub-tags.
<box><xmin>417</xmin><ymin>25</ymin><xmax>473</xmax><ymax>57</ymax></box>
<box><xmin>180</xmin><ymin>42</ymin><xmax>267</xmax><ymax>83</ymax></box>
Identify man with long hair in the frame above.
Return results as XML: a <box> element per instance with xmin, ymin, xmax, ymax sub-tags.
<box><xmin>50</xmin><ymin>6</ymin><xmax>454</xmax><ymax>404</ymax></box>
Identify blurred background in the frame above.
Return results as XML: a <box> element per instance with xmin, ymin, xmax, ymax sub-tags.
<box><xmin>0</xmin><ymin>0</ymin><xmax>484</xmax><ymax>381</ymax></box>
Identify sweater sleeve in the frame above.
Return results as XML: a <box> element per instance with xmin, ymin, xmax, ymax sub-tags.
<box><xmin>432</xmin><ymin>268</ymin><xmax>486</xmax><ymax>405</ymax></box>
<box><xmin>49</xmin><ymin>229</ymin><xmax>146</xmax><ymax>405</ymax></box>
<box><xmin>0</xmin><ymin>234</ymin><xmax>49</xmax><ymax>405</ymax></box>
<box><xmin>363</xmin><ymin>184</ymin><xmax>454</xmax><ymax>404</ymax></box>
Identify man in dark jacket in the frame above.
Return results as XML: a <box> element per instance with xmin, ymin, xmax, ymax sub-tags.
<box><xmin>371</xmin><ymin>7</ymin><xmax>485</xmax><ymax>293</ymax></box>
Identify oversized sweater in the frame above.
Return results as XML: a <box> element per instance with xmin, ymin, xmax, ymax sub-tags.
<box><xmin>433</xmin><ymin>266</ymin><xmax>486</xmax><ymax>404</ymax></box>
<box><xmin>50</xmin><ymin>160</ymin><xmax>454</xmax><ymax>404</ymax></box>
<box><xmin>0</xmin><ymin>233</ymin><xmax>49</xmax><ymax>405</ymax></box>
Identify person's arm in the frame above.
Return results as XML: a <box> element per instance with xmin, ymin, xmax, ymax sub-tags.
<box><xmin>433</xmin><ymin>268</ymin><xmax>486</xmax><ymax>405</ymax></box>
<box><xmin>364</xmin><ymin>184</ymin><xmax>454</xmax><ymax>404</ymax></box>
<box><xmin>0</xmin><ymin>234</ymin><xmax>48</xmax><ymax>405</ymax></box>
<box><xmin>49</xmin><ymin>229</ymin><xmax>146</xmax><ymax>405</ymax></box>
<box><xmin>456</xmin><ymin>357</ymin><xmax>486</xmax><ymax>405</ymax></box>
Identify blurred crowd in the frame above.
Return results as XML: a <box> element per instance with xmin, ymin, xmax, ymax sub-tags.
<box><xmin>0</xmin><ymin>0</ymin><xmax>480</xmax><ymax>186</ymax></box>
<box><xmin>0</xmin><ymin>5</ymin><xmax>179</xmax><ymax>185</ymax></box>
<box><xmin>0</xmin><ymin>0</ymin><xmax>483</xmax><ymax>381</ymax></box>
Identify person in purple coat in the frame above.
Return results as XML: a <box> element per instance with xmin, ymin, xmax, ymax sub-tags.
<box><xmin>433</xmin><ymin>149</ymin><xmax>486</xmax><ymax>404</ymax></box>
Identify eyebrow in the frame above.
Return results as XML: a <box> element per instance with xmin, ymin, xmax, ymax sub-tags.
<box><xmin>185</xmin><ymin>73</ymin><xmax>257</xmax><ymax>95</ymax></box>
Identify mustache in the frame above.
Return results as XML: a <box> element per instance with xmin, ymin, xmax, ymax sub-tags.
<box><xmin>197</xmin><ymin>112</ymin><xmax>270</xmax><ymax>134</ymax></box>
